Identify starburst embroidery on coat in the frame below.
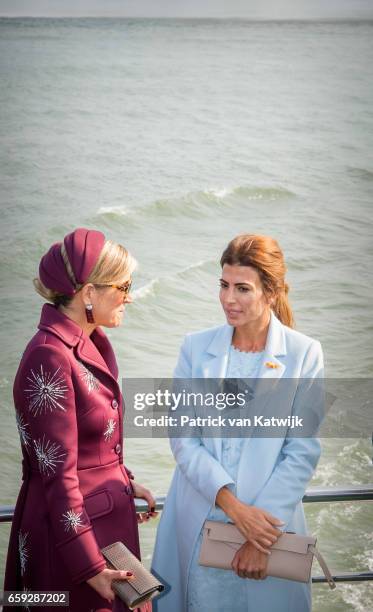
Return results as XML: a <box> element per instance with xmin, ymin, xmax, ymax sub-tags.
<box><xmin>24</xmin><ymin>364</ymin><xmax>68</xmax><ymax>416</ymax></box>
<box><xmin>78</xmin><ymin>361</ymin><xmax>99</xmax><ymax>393</ymax></box>
<box><xmin>103</xmin><ymin>418</ymin><xmax>116</xmax><ymax>441</ymax></box>
<box><xmin>16</xmin><ymin>412</ymin><xmax>31</xmax><ymax>448</ymax></box>
<box><xmin>21</xmin><ymin>587</ymin><xmax>31</xmax><ymax>611</ymax></box>
<box><xmin>33</xmin><ymin>435</ymin><xmax>66</xmax><ymax>476</ymax></box>
<box><xmin>61</xmin><ymin>509</ymin><xmax>85</xmax><ymax>533</ymax></box>
<box><xmin>18</xmin><ymin>531</ymin><xmax>29</xmax><ymax>576</ymax></box>
<box><xmin>22</xmin><ymin>587</ymin><xmax>31</xmax><ymax>612</ymax></box>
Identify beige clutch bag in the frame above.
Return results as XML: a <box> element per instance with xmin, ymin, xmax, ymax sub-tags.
<box><xmin>199</xmin><ymin>520</ymin><xmax>336</xmax><ymax>589</ymax></box>
<box><xmin>101</xmin><ymin>541</ymin><xmax>164</xmax><ymax>610</ymax></box>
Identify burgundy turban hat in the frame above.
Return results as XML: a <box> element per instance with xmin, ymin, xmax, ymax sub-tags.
<box><xmin>39</xmin><ymin>228</ymin><xmax>106</xmax><ymax>296</ymax></box>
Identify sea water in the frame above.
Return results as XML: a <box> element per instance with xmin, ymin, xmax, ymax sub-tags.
<box><xmin>0</xmin><ymin>17</ymin><xmax>372</xmax><ymax>610</ymax></box>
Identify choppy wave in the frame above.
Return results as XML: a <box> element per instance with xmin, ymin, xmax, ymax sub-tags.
<box><xmin>95</xmin><ymin>185</ymin><xmax>296</xmax><ymax>224</ymax></box>
<box><xmin>204</xmin><ymin>185</ymin><xmax>296</xmax><ymax>200</ymax></box>
<box><xmin>0</xmin><ymin>377</ymin><xmax>9</xmax><ymax>389</ymax></box>
<box><xmin>347</xmin><ymin>166</ymin><xmax>373</xmax><ymax>182</ymax></box>
<box><xmin>132</xmin><ymin>259</ymin><xmax>213</xmax><ymax>301</ymax></box>
<box><xmin>93</xmin><ymin>204</ymin><xmax>139</xmax><ymax>231</ymax></box>
<box><xmin>132</xmin><ymin>277</ymin><xmax>159</xmax><ymax>300</ymax></box>
<box><xmin>339</xmin><ymin>580</ymin><xmax>373</xmax><ymax>612</ymax></box>
<box><xmin>97</xmin><ymin>206</ymin><xmax>129</xmax><ymax>217</ymax></box>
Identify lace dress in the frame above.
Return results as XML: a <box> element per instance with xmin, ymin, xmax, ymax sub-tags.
<box><xmin>186</xmin><ymin>347</ymin><xmax>264</xmax><ymax>611</ymax></box>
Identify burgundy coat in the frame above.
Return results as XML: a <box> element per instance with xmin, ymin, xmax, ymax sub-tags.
<box><xmin>4</xmin><ymin>304</ymin><xmax>150</xmax><ymax>612</ymax></box>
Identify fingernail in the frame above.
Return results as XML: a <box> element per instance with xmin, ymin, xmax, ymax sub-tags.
<box><xmin>126</xmin><ymin>571</ymin><xmax>133</xmax><ymax>576</ymax></box>
<box><xmin>150</xmin><ymin>506</ymin><xmax>155</xmax><ymax>512</ymax></box>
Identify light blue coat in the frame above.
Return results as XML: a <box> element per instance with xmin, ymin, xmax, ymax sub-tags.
<box><xmin>152</xmin><ymin>312</ymin><xmax>324</xmax><ymax>612</ymax></box>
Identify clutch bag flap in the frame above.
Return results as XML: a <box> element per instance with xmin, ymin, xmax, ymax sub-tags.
<box><xmin>101</xmin><ymin>541</ymin><xmax>164</xmax><ymax>610</ymax></box>
<box><xmin>199</xmin><ymin>521</ymin><xmax>316</xmax><ymax>583</ymax></box>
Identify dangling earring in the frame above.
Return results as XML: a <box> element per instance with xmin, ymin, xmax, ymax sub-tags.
<box><xmin>85</xmin><ymin>303</ymin><xmax>94</xmax><ymax>323</ymax></box>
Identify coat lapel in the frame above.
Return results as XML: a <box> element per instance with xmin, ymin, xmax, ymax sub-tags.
<box><xmin>200</xmin><ymin>312</ymin><xmax>286</xmax><ymax>381</ymax></box>
<box><xmin>253</xmin><ymin>311</ymin><xmax>287</xmax><ymax>395</ymax></box>
<box><xmin>200</xmin><ymin>325</ymin><xmax>233</xmax><ymax>458</ymax></box>
<box><xmin>239</xmin><ymin>311</ymin><xmax>288</xmax><ymax>461</ymax></box>
<box><xmin>199</xmin><ymin>313</ymin><xmax>287</xmax><ymax>460</ymax></box>
<box><xmin>76</xmin><ymin>328</ymin><xmax>119</xmax><ymax>383</ymax></box>
<box><xmin>201</xmin><ymin>325</ymin><xmax>234</xmax><ymax>378</ymax></box>
<box><xmin>38</xmin><ymin>304</ymin><xmax>119</xmax><ymax>384</ymax></box>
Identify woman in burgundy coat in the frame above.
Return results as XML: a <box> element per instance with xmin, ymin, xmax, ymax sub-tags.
<box><xmin>3</xmin><ymin>228</ymin><xmax>156</xmax><ymax>612</ymax></box>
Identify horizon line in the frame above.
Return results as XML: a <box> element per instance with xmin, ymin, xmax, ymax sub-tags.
<box><xmin>1</xmin><ymin>15</ymin><xmax>373</xmax><ymax>21</ymax></box>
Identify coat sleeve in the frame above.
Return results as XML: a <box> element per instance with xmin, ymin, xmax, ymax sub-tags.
<box><xmin>21</xmin><ymin>344</ymin><xmax>107</xmax><ymax>584</ymax></box>
<box><xmin>169</xmin><ymin>334</ymin><xmax>234</xmax><ymax>506</ymax></box>
<box><xmin>124</xmin><ymin>466</ymin><xmax>135</xmax><ymax>480</ymax></box>
<box><xmin>252</xmin><ymin>340</ymin><xmax>325</xmax><ymax>529</ymax></box>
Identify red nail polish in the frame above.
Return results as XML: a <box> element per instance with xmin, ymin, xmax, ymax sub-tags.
<box><xmin>126</xmin><ymin>571</ymin><xmax>133</xmax><ymax>576</ymax></box>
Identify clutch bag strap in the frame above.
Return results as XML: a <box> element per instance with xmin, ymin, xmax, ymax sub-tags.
<box><xmin>309</xmin><ymin>545</ymin><xmax>336</xmax><ymax>589</ymax></box>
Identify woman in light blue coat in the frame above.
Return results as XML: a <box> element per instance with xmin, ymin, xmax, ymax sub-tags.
<box><xmin>152</xmin><ymin>234</ymin><xmax>324</xmax><ymax>612</ymax></box>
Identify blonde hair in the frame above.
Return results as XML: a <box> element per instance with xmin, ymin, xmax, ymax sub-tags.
<box><xmin>34</xmin><ymin>239</ymin><xmax>137</xmax><ymax>306</ymax></box>
<box><xmin>220</xmin><ymin>234</ymin><xmax>294</xmax><ymax>328</ymax></box>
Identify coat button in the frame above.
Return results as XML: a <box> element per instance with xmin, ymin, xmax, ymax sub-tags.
<box><xmin>111</xmin><ymin>399</ymin><xmax>119</xmax><ymax>409</ymax></box>
<box><xmin>115</xmin><ymin>443</ymin><xmax>121</xmax><ymax>455</ymax></box>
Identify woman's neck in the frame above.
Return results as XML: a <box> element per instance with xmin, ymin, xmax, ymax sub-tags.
<box><xmin>232</xmin><ymin>310</ymin><xmax>271</xmax><ymax>352</ymax></box>
<box><xmin>58</xmin><ymin>305</ymin><xmax>97</xmax><ymax>337</ymax></box>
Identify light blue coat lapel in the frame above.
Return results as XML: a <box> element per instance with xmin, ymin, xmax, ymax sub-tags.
<box><xmin>254</xmin><ymin>311</ymin><xmax>287</xmax><ymax>391</ymax></box>
<box><xmin>201</xmin><ymin>324</ymin><xmax>234</xmax><ymax>378</ymax></box>
<box><xmin>199</xmin><ymin>312</ymin><xmax>287</xmax><ymax>460</ymax></box>
<box><xmin>200</xmin><ymin>311</ymin><xmax>287</xmax><ymax>382</ymax></box>
<box><xmin>200</xmin><ymin>324</ymin><xmax>233</xmax><ymax>457</ymax></box>
<box><xmin>238</xmin><ymin>312</ymin><xmax>288</xmax><ymax>491</ymax></box>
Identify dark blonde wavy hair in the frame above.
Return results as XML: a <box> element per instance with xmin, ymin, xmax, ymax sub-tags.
<box><xmin>220</xmin><ymin>234</ymin><xmax>294</xmax><ymax>328</ymax></box>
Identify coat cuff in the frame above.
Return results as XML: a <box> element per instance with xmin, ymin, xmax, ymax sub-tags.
<box><xmin>207</xmin><ymin>474</ymin><xmax>235</xmax><ymax>507</ymax></box>
<box><xmin>73</xmin><ymin>559</ymin><xmax>107</xmax><ymax>585</ymax></box>
<box><xmin>56</xmin><ymin>526</ymin><xmax>106</xmax><ymax>584</ymax></box>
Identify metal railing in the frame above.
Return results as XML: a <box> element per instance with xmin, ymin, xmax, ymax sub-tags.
<box><xmin>1</xmin><ymin>484</ymin><xmax>373</xmax><ymax>586</ymax></box>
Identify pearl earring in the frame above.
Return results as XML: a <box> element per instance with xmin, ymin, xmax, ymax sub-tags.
<box><xmin>85</xmin><ymin>304</ymin><xmax>94</xmax><ymax>323</ymax></box>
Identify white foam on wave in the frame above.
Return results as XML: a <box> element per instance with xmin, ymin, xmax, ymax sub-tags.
<box><xmin>132</xmin><ymin>259</ymin><xmax>212</xmax><ymax>301</ymax></box>
<box><xmin>313</xmin><ymin>505</ymin><xmax>331</xmax><ymax>531</ymax></box>
<box><xmin>0</xmin><ymin>377</ymin><xmax>9</xmax><ymax>389</ymax></box>
<box><xmin>339</xmin><ymin>582</ymin><xmax>372</xmax><ymax>612</ymax></box>
<box><xmin>97</xmin><ymin>206</ymin><xmax>128</xmax><ymax>216</ymax></box>
<box><xmin>179</xmin><ymin>259</ymin><xmax>209</xmax><ymax>273</ymax></box>
<box><xmin>204</xmin><ymin>187</ymin><xmax>232</xmax><ymax>199</ymax></box>
<box><xmin>202</xmin><ymin>185</ymin><xmax>295</xmax><ymax>202</ymax></box>
<box><xmin>132</xmin><ymin>278</ymin><xmax>159</xmax><ymax>300</ymax></box>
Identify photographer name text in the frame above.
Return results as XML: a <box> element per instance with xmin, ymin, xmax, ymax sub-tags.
<box><xmin>132</xmin><ymin>415</ymin><xmax>303</xmax><ymax>428</ymax></box>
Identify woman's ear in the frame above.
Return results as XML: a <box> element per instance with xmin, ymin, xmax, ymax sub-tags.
<box><xmin>81</xmin><ymin>283</ymin><xmax>95</xmax><ymax>305</ymax></box>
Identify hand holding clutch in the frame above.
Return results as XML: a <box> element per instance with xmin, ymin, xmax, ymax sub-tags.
<box><xmin>199</xmin><ymin>520</ymin><xmax>336</xmax><ymax>589</ymax></box>
<box><xmin>231</xmin><ymin>541</ymin><xmax>269</xmax><ymax>580</ymax></box>
<box><xmin>87</xmin><ymin>567</ymin><xmax>134</xmax><ymax>602</ymax></box>
<box><xmin>216</xmin><ymin>487</ymin><xmax>284</xmax><ymax>553</ymax></box>
<box><xmin>101</xmin><ymin>541</ymin><xmax>164</xmax><ymax>610</ymax></box>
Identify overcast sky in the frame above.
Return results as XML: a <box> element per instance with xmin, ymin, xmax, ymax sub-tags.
<box><xmin>1</xmin><ymin>0</ymin><xmax>373</xmax><ymax>19</ymax></box>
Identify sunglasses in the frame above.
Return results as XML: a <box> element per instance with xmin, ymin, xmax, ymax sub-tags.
<box><xmin>95</xmin><ymin>280</ymin><xmax>132</xmax><ymax>296</ymax></box>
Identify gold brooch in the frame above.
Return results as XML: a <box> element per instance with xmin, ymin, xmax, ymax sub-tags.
<box><xmin>265</xmin><ymin>361</ymin><xmax>280</xmax><ymax>369</ymax></box>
